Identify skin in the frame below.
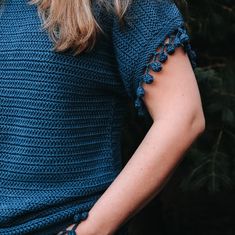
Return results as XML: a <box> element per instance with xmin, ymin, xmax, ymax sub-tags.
<box><xmin>64</xmin><ymin>45</ymin><xmax>206</xmax><ymax>235</ymax></box>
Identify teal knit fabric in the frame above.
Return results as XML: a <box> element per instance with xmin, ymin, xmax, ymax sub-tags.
<box><xmin>0</xmin><ymin>0</ymin><xmax>196</xmax><ymax>234</ymax></box>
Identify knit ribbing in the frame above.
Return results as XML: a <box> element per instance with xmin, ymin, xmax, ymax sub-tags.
<box><xmin>0</xmin><ymin>0</ymin><xmax>196</xmax><ymax>234</ymax></box>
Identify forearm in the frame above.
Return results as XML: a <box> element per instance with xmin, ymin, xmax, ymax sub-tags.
<box><xmin>75</xmin><ymin>116</ymin><xmax>204</xmax><ymax>235</ymax></box>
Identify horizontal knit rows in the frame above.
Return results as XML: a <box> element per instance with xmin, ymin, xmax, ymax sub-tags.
<box><xmin>0</xmin><ymin>0</ymin><xmax>193</xmax><ymax>233</ymax></box>
<box><xmin>0</xmin><ymin>1</ymin><xmax>126</xmax><ymax>233</ymax></box>
<box><xmin>0</xmin><ymin>196</ymin><xmax>99</xmax><ymax>235</ymax></box>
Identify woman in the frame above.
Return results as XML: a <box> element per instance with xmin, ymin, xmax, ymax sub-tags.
<box><xmin>0</xmin><ymin>0</ymin><xmax>205</xmax><ymax>234</ymax></box>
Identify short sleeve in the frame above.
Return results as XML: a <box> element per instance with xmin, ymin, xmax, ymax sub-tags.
<box><xmin>112</xmin><ymin>0</ymin><xmax>197</xmax><ymax>118</ymax></box>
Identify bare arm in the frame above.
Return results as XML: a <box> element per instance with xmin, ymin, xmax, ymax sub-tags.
<box><xmin>69</xmin><ymin>46</ymin><xmax>205</xmax><ymax>235</ymax></box>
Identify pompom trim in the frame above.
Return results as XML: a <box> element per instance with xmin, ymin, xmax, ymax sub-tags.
<box><xmin>134</xmin><ymin>25</ymin><xmax>197</xmax><ymax>117</ymax></box>
<box><xmin>57</xmin><ymin>211</ymin><xmax>89</xmax><ymax>235</ymax></box>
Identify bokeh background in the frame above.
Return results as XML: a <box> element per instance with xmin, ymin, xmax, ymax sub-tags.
<box><xmin>121</xmin><ymin>1</ymin><xmax>235</xmax><ymax>234</ymax></box>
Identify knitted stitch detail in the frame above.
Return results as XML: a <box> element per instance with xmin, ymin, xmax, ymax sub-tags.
<box><xmin>57</xmin><ymin>211</ymin><xmax>89</xmax><ymax>235</ymax></box>
<box><xmin>134</xmin><ymin>25</ymin><xmax>197</xmax><ymax>117</ymax></box>
<box><xmin>0</xmin><ymin>1</ymin><xmax>197</xmax><ymax>234</ymax></box>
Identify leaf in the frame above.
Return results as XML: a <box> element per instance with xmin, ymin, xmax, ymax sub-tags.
<box><xmin>207</xmin><ymin>103</ymin><xmax>223</xmax><ymax>113</ymax></box>
<box><xmin>224</xmin><ymin>129</ymin><xmax>235</xmax><ymax>144</ymax></box>
<box><xmin>222</xmin><ymin>107</ymin><xmax>234</xmax><ymax>126</ymax></box>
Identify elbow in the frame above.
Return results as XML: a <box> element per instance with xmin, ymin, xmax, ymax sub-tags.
<box><xmin>190</xmin><ymin>109</ymin><xmax>206</xmax><ymax>138</ymax></box>
<box><xmin>198</xmin><ymin>115</ymin><xmax>206</xmax><ymax>134</ymax></box>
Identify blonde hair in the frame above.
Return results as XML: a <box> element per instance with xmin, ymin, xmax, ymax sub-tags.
<box><xmin>29</xmin><ymin>0</ymin><xmax>132</xmax><ymax>55</ymax></box>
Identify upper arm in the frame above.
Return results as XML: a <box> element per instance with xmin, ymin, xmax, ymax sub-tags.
<box><xmin>142</xmin><ymin>45</ymin><xmax>203</xmax><ymax>123</ymax></box>
<box><xmin>112</xmin><ymin>0</ymin><xmax>202</xmax><ymax>121</ymax></box>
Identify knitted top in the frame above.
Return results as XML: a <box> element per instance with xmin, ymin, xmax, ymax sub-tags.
<box><xmin>0</xmin><ymin>0</ymin><xmax>196</xmax><ymax>234</ymax></box>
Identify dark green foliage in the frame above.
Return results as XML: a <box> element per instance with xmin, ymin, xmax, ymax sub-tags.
<box><xmin>179</xmin><ymin>0</ymin><xmax>235</xmax><ymax>193</ymax></box>
<box><xmin>123</xmin><ymin>0</ymin><xmax>235</xmax><ymax>194</ymax></box>
<box><xmin>124</xmin><ymin>1</ymin><xmax>235</xmax><ymax>234</ymax></box>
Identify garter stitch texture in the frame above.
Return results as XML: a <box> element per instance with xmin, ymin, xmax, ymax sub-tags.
<box><xmin>0</xmin><ymin>0</ymin><xmax>196</xmax><ymax>234</ymax></box>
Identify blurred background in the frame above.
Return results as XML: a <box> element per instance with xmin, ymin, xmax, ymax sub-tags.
<box><xmin>121</xmin><ymin>0</ymin><xmax>235</xmax><ymax>234</ymax></box>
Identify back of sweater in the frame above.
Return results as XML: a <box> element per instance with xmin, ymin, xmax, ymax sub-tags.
<box><xmin>0</xmin><ymin>0</ymin><xmax>196</xmax><ymax>234</ymax></box>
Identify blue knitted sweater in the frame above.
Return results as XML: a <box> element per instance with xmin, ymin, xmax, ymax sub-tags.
<box><xmin>0</xmin><ymin>0</ymin><xmax>196</xmax><ymax>234</ymax></box>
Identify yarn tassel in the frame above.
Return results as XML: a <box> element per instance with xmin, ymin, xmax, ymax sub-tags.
<box><xmin>134</xmin><ymin>25</ymin><xmax>197</xmax><ymax>117</ymax></box>
<box><xmin>58</xmin><ymin>211</ymin><xmax>89</xmax><ymax>235</ymax></box>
